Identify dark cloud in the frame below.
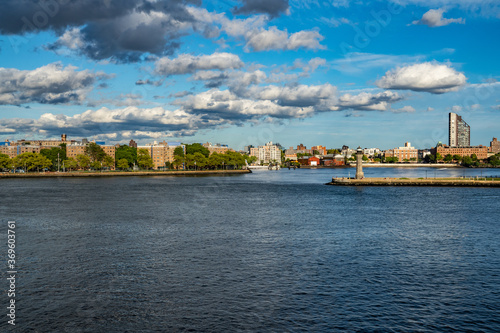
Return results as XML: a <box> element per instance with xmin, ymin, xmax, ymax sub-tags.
<box><xmin>135</xmin><ymin>79</ymin><xmax>163</xmax><ymax>86</ymax></box>
<box><xmin>0</xmin><ymin>0</ymin><xmax>202</xmax><ymax>63</ymax></box>
<box><xmin>233</xmin><ymin>0</ymin><xmax>289</xmax><ymax>18</ymax></box>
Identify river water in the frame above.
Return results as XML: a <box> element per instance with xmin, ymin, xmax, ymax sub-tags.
<box><xmin>1</xmin><ymin>167</ymin><xmax>499</xmax><ymax>332</ymax></box>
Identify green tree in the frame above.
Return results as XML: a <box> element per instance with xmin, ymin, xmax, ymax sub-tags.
<box><xmin>85</xmin><ymin>142</ymin><xmax>106</xmax><ymax>163</ymax></box>
<box><xmin>193</xmin><ymin>152</ymin><xmax>207</xmax><ymax>169</ymax></box>
<box><xmin>362</xmin><ymin>155</ymin><xmax>369</xmax><ymax>162</ymax></box>
<box><xmin>313</xmin><ymin>150</ymin><xmax>320</xmax><ymax>155</ymax></box>
<box><xmin>174</xmin><ymin>146</ymin><xmax>185</xmax><ymax>157</ymax></box>
<box><xmin>117</xmin><ymin>158</ymin><xmax>130</xmax><ymax>170</ymax></box>
<box><xmin>0</xmin><ymin>153</ymin><xmax>12</xmax><ymax>170</ymax></box>
<box><xmin>65</xmin><ymin>158</ymin><xmax>78</xmax><ymax>171</ymax></box>
<box><xmin>103</xmin><ymin>155</ymin><xmax>114</xmax><ymax>169</ymax></box>
<box><xmin>115</xmin><ymin>145</ymin><xmax>137</xmax><ymax>167</ymax></box>
<box><xmin>327</xmin><ymin>149</ymin><xmax>340</xmax><ymax>154</ymax></box>
<box><xmin>385</xmin><ymin>156</ymin><xmax>399</xmax><ymax>163</ymax></box>
<box><xmin>185</xmin><ymin>143</ymin><xmax>210</xmax><ymax>158</ymax></box>
<box><xmin>435</xmin><ymin>153</ymin><xmax>443</xmax><ymax>162</ymax></box>
<box><xmin>173</xmin><ymin>146</ymin><xmax>185</xmax><ymax>170</ymax></box>
<box><xmin>40</xmin><ymin>147</ymin><xmax>67</xmax><ymax>171</ymax></box>
<box><xmin>452</xmin><ymin>154</ymin><xmax>462</xmax><ymax>162</ymax></box>
<box><xmin>13</xmin><ymin>153</ymin><xmax>51</xmax><ymax>172</ymax></box>
<box><xmin>184</xmin><ymin>153</ymin><xmax>195</xmax><ymax>169</ymax></box>
<box><xmin>444</xmin><ymin>154</ymin><xmax>453</xmax><ymax>162</ymax></box>
<box><xmin>208</xmin><ymin>153</ymin><xmax>223</xmax><ymax>169</ymax></box>
<box><xmin>245</xmin><ymin>155</ymin><xmax>257</xmax><ymax>164</ymax></box>
<box><xmin>76</xmin><ymin>154</ymin><xmax>91</xmax><ymax>170</ymax></box>
<box><xmin>91</xmin><ymin>161</ymin><xmax>102</xmax><ymax>170</ymax></box>
<box><xmin>137</xmin><ymin>148</ymin><xmax>154</xmax><ymax>169</ymax></box>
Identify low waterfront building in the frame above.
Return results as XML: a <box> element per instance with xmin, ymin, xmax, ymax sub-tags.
<box><xmin>308</xmin><ymin>156</ymin><xmax>320</xmax><ymax>166</ymax></box>
<box><xmin>431</xmin><ymin>144</ymin><xmax>488</xmax><ymax>160</ymax></box>
<box><xmin>393</xmin><ymin>142</ymin><xmax>418</xmax><ymax>162</ymax></box>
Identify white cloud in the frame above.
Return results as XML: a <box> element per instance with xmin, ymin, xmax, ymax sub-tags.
<box><xmin>376</xmin><ymin>62</ymin><xmax>466</xmax><ymax>94</ymax></box>
<box><xmin>451</xmin><ymin>105</ymin><xmax>462</xmax><ymax>112</ymax></box>
<box><xmin>392</xmin><ymin>106</ymin><xmax>416</xmax><ymax>113</ymax></box>
<box><xmin>154</xmin><ymin>53</ymin><xmax>244</xmax><ymax>76</ymax></box>
<box><xmin>336</xmin><ymin>91</ymin><xmax>403</xmax><ymax>111</ymax></box>
<box><xmin>411</xmin><ymin>8</ymin><xmax>465</xmax><ymax>27</ymax></box>
<box><xmin>0</xmin><ymin>63</ymin><xmax>109</xmax><ymax>105</ymax></box>
<box><xmin>188</xmin><ymin>7</ymin><xmax>325</xmax><ymax>52</ymax></box>
<box><xmin>0</xmin><ymin>106</ymin><xmax>224</xmax><ymax>139</ymax></box>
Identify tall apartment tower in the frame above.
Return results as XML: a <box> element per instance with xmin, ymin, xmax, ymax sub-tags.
<box><xmin>449</xmin><ymin>112</ymin><xmax>470</xmax><ymax>147</ymax></box>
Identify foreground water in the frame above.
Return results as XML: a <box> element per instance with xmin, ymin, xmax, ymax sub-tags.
<box><xmin>1</xmin><ymin>168</ymin><xmax>499</xmax><ymax>332</ymax></box>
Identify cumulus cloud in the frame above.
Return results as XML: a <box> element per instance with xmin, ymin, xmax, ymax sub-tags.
<box><xmin>0</xmin><ymin>106</ymin><xmax>223</xmax><ymax>139</ymax></box>
<box><xmin>376</xmin><ymin>62</ymin><xmax>467</xmax><ymax>94</ymax></box>
<box><xmin>188</xmin><ymin>7</ymin><xmax>325</xmax><ymax>52</ymax></box>
<box><xmin>336</xmin><ymin>91</ymin><xmax>403</xmax><ymax>111</ymax></box>
<box><xmin>233</xmin><ymin>0</ymin><xmax>290</xmax><ymax>18</ymax></box>
<box><xmin>411</xmin><ymin>8</ymin><xmax>465</xmax><ymax>27</ymax></box>
<box><xmin>154</xmin><ymin>53</ymin><xmax>244</xmax><ymax>76</ymax></box>
<box><xmin>392</xmin><ymin>106</ymin><xmax>416</xmax><ymax>113</ymax></box>
<box><xmin>0</xmin><ymin>63</ymin><xmax>109</xmax><ymax>105</ymax></box>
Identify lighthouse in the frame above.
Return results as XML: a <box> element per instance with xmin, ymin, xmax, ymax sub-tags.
<box><xmin>355</xmin><ymin>146</ymin><xmax>364</xmax><ymax>179</ymax></box>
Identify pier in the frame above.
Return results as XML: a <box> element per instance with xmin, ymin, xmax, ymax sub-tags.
<box><xmin>327</xmin><ymin>177</ymin><xmax>500</xmax><ymax>187</ymax></box>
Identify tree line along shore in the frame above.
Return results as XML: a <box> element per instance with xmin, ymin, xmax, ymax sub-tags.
<box><xmin>0</xmin><ymin>143</ymin><xmax>256</xmax><ymax>173</ymax></box>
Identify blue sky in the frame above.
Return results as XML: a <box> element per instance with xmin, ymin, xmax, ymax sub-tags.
<box><xmin>0</xmin><ymin>0</ymin><xmax>499</xmax><ymax>150</ymax></box>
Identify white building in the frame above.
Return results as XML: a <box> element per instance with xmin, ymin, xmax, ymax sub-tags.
<box><xmin>250</xmin><ymin>142</ymin><xmax>281</xmax><ymax>165</ymax></box>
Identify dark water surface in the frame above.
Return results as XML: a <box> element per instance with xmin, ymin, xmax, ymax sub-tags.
<box><xmin>1</xmin><ymin>168</ymin><xmax>499</xmax><ymax>332</ymax></box>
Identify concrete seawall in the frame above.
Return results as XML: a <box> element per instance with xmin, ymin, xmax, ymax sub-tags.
<box><xmin>0</xmin><ymin>169</ymin><xmax>251</xmax><ymax>178</ymax></box>
<box><xmin>327</xmin><ymin>177</ymin><xmax>500</xmax><ymax>187</ymax></box>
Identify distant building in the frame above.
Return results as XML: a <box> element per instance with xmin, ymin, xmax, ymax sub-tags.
<box><xmin>490</xmin><ymin>137</ymin><xmax>500</xmax><ymax>154</ymax></box>
<box><xmin>363</xmin><ymin>148</ymin><xmax>380</xmax><ymax>157</ymax></box>
<box><xmin>138</xmin><ymin>141</ymin><xmax>185</xmax><ymax>170</ymax></box>
<box><xmin>418</xmin><ymin>149</ymin><xmax>431</xmax><ymax>161</ymax></box>
<box><xmin>202</xmin><ymin>142</ymin><xmax>230</xmax><ymax>155</ymax></box>
<box><xmin>311</xmin><ymin>145</ymin><xmax>327</xmax><ymax>155</ymax></box>
<box><xmin>449</xmin><ymin>112</ymin><xmax>470</xmax><ymax>147</ymax></box>
<box><xmin>308</xmin><ymin>156</ymin><xmax>320</xmax><ymax>166</ymax></box>
<box><xmin>129</xmin><ymin>140</ymin><xmax>137</xmax><ymax>148</ymax></box>
<box><xmin>250</xmin><ymin>142</ymin><xmax>281</xmax><ymax>165</ymax></box>
<box><xmin>432</xmin><ymin>143</ymin><xmax>488</xmax><ymax>160</ymax></box>
<box><xmin>393</xmin><ymin>142</ymin><xmax>418</xmax><ymax>162</ymax></box>
<box><xmin>243</xmin><ymin>145</ymin><xmax>254</xmax><ymax>155</ymax></box>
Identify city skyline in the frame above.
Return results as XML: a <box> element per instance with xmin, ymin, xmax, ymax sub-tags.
<box><xmin>0</xmin><ymin>1</ymin><xmax>499</xmax><ymax>150</ymax></box>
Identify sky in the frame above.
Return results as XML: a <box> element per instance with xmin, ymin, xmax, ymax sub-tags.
<box><xmin>0</xmin><ymin>0</ymin><xmax>499</xmax><ymax>150</ymax></box>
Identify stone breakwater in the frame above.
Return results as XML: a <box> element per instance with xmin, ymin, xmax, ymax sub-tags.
<box><xmin>0</xmin><ymin>170</ymin><xmax>251</xmax><ymax>178</ymax></box>
<box><xmin>327</xmin><ymin>177</ymin><xmax>500</xmax><ymax>187</ymax></box>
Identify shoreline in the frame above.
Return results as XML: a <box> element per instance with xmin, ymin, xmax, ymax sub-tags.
<box><xmin>300</xmin><ymin>163</ymin><xmax>463</xmax><ymax>169</ymax></box>
<box><xmin>327</xmin><ymin>177</ymin><xmax>500</xmax><ymax>187</ymax></box>
<box><xmin>0</xmin><ymin>169</ymin><xmax>251</xmax><ymax>178</ymax></box>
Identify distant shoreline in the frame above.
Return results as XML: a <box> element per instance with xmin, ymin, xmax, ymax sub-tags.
<box><xmin>301</xmin><ymin>163</ymin><xmax>462</xmax><ymax>169</ymax></box>
<box><xmin>0</xmin><ymin>169</ymin><xmax>251</xmax><ymax>178</ymax></box>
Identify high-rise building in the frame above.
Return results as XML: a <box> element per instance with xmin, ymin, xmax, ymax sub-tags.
<box><xmin>449</xmin><ymin>112</ymin><xmax>470</xmax><ymax>147</ymax></box>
